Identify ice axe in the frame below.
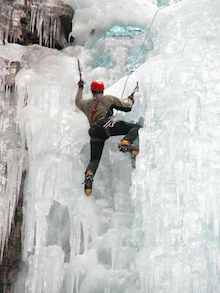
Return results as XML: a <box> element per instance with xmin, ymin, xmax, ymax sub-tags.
<box><xmin>77</xmin><ymin>58</ymin><xmax>85</xmax><ymax>86</ymax></box>
<box><xmin>123</xmin><ymin>81</ymin><xmax>139</xmax><ymax>100</ymax></box>
<box><xmin>132</xmin><ymin>81</ymin><xmax>139</xmax><ymax>95</ymax></box>
<box><xmin>77</xmin><ymin>58</ymin><xmax>82</xmax><ymax>80</ymax></box>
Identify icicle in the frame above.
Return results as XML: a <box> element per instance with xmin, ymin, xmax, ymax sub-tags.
<box><xmin>25</xmin><ymin>246</ymin><xmax>64</xmax><ymax>293</ymax></box>
<box><xmin>53</xmin><ymin>17</ymin><xmax>57</xmax><ymax>48</ymax></box>
<box><xmin>76</xmin><ymin>269</ymin><xmax>80</xmax><ymax>293</ymax></box>
<box><xmin>111</xmin><ymin>247</ymin><xmax>116</xmax><ymax>270</ymax></box>
<box><xmin>72</xmin><ymin>216</ymin><xmax>81</xmax><ymax>256</ymax></box>
<box><xmin>82</xmin><ymin>219</ymin><xmax>89</xmax><ymax>252</ymax></box>
<box><xmin>50</xmin><ymin>17</ymin><xmax>53</xmax><ymax>48</ymax></box>
<box><xmin>0</xmin><ymin>149</ymin><xmax>25</xmax><ymax>262</ymax></box>
<box><xmin>38</xmin><ymin>14</ymin><xmax>44</xmax><ymax>47</ymax></box>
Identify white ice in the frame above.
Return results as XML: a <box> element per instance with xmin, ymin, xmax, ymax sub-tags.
<box><xmin>66</xmin><ymin>0</ymin><xmax>156</xmax><ymax>46</ymax></box>
<box><xmin>0</xmin><ymin>0</ymin><xmax>220</xmax><ymax>292</ymax></box>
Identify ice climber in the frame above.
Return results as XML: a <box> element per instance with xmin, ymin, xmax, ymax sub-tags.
<box><xmin>75</xmin><ymin>79</ymin><xmax>141</xmax><ymax>196</ymax></box>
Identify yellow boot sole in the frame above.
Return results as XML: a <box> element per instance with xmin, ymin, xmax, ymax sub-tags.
<box><xmin>85</xmin><ymin>189</ymin><xmax>92</xmax><ymax>196</ymax></box>
<box><xmin>132</xmin><ymin>150</ymin><xmax>139</xmax><ymax>156</ymax></box>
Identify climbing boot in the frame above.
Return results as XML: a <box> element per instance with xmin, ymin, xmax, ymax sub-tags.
<box><xmin>118</xmin><ymin>139</ymin><xmax>139</xmax><ymax>156</ymax></box>
<box><xmin>84</xmin><ymin>170</ymin><xmax>94</xmax><ymax>196</ymax></box>
<box><xmin>131</xmin><ymin>148</ymin><xmax>139</xmax><ymax>156</ymax></box>
<box><xmin>120</xmin><ymin>139</ymin><xmax>131</xmax><ymax>147</ymax></box>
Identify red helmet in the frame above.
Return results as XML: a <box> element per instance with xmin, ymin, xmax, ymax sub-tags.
<box><xmin>90</xmin><ymin>80</ymin><xmax>105</xmax><ymax>91</ymax></box>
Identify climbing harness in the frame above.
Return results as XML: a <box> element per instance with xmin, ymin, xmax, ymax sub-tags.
<box><xmin>99</xmin><ymin>98</ymin><xmax>116</xmax><ymax>129</ymax></box>
<box><xmin>103</xmin><ymin>116</ymin><xmax>116</xmax><ymax>129</ymax></box>
<box><xmin>90</xmin><ymin>82</ymin><xmax>139</xmax><ymax>127</ymax></box>
<box><xmin>89</xmin><ymin>94</ymin><xmax>116</xmax><ymax>128</ymax></box>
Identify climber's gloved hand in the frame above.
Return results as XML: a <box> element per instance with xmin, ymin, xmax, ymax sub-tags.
<box><xmin>78</xmin><ymin>79</ymin><xmax>85</xmax><ymax>89</ymax></box>
<box><xmin>128</xmin><ymin>94</ymin><xmax>134</xmax><ymax>104</ymax></box>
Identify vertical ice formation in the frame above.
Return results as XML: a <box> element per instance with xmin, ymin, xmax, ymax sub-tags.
<box><xmin>30</xmin><ymin>1</ymin><xmax>59</xmax><ymax>48</ymax></box>
<box><xmin>14</xmin><ymin>45</ymin><xmax>86</xmax><ymax>292</ymax></box>
<box><xmin>69</xmin><ymin>0</ymin><xmax>156</xmax><ymax>46</ymax></box>
<box><xmin>28</xmin><ymin>0</ymin><xmax>74</xmax><ymax>48</ymax></box>
<box><xmin>11</xmin><ymin>41</ymin><xmax>138</xmax><ymax>292</ymax></box>
<box><xmin>2</xmin><ymin>0</ymin><xmax>219</xmax><ymax>291</ymax></box>
<box><xmin>0</xmin><ymin>0</ymin><xmax>74</xmax><ymax>49</ymax></box>
<box><xmin>132</xmin><ymin>0</ymin><xmax>220</xmax><ymax>292</ymax></box>
<box><xmin>25</xmin><ymin>246</ymin><xmax>64</xmax><ymax>293</ymax></box>
<box><xmin>0</xmin><ymin>50</ymin><xmax>26</xmax><ymax>261</ymax></box>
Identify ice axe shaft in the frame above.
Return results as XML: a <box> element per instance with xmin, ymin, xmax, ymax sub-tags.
<box><xmin>77</xmin><ymin>58</ymin><xmax>82</xmax><ymax>80</ymax></box>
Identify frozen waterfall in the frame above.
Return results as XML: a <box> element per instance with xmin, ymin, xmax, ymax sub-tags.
<box><xmin>0</xmin><ymin>0</ymin><xmax>220</xmax><ymax>292</ymax></box>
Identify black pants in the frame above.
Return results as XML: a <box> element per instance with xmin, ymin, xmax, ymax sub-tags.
<box><xmin>86</xmin><ymin>120</ymin><xmax>141</xmax><ymax>175</ymax></box>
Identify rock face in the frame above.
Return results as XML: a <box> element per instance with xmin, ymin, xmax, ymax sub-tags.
<box><xmin>0</xmin><ymin>60</ymin><xmax>21</xmax><ymax>88</ymax></box>
<box><xmin>0</xmin><ymin>0</ymin><xmax>74</xmax><ymax>49</ymax></box>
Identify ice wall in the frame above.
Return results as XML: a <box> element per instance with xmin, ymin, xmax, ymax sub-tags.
<box><xmin>1</xmin><ymin>0</ymin><xmax>154</xmax><ymax>291</ymax></box>
<box><xmin>14</xmin><ymin>45</ymin><xmax>89</xmax><ymax>292</ymax></box>
<box><xmin>66</xmin><ymin>0</ymin><xmax>156</xmax><ymax>45</ymax></box>
<box><xmin>1</xmin><ymin>0</ymin><xmax>219</xmax><ymax>292</ymax></box>
<box><xmin>9</xmin><ymin>41</ymin><xmax>138</xmax><ymax>292</ymax></box>
<box><xmin>132</xmin><ymin>0</ymin><xmax>220</xmax><ymax>292</ymax></box>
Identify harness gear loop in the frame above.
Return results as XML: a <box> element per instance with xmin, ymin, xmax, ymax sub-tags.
<box><xmin>103</xmin><ymin>116</ymin><xmax>116</xmax><ymax>129</ymax></box>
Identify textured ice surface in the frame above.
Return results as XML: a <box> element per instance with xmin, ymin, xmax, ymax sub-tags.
<box><xmin>25</xmin><ymin>246</ymin><xmax>64</xmax><ymax>293</ymax></box>
<box><xmin>68</xmin><ymin>0</ymin><xmax>156</xmax><ymax>45</ymax></box>
<box><xmin>0</xmin><ymin>0</ymin><xmax>71</xmax><ymax>48</ymax></box>
<box><xmin>132</xmin><ymin>0</ymin><xmax>220</xmax><ymax>292</ymax></box>
<box><xmin>0</xmin><ymin>44</ymin><xmax>27</xmax><ymax>260</ymax></box>
<box><xmin>90</xmin><ymin>25</ymin><xmax>148</xmax><ymax>71</ymax></box>
<box><xmin>7</xmin><ymin>42</ymin><xmax>136</xmax><ymax>292</ymax></box>
<box><xmin>1</xmin><ymin>0</ymin><xmax>220</xmax><ymax>292</ymax></box>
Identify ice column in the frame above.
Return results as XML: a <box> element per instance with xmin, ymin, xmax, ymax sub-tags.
<box><xmin>0</xmin><ymin>55</ymin><xmax>26</xmax><ymax>260</ymax></box>
<box><xmin>132</xmin><ymin>0</ymin><xmax>220</xmax><ymax>292</ymax></box>
<box><xmin>15</xmin><ymin>45</ymin><xmax>88</xmax><ymax>292</ymax></box>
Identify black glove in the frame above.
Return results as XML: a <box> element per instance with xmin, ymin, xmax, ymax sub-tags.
<box><xmin>128</xmin><ymin>94</ymin><xmax>134</xmax><ymax>104</ymax></box>
<box><xmin>78</xmin><ymin>80</ymin><xmax>85</xmax><ymax>89</ymax></box>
